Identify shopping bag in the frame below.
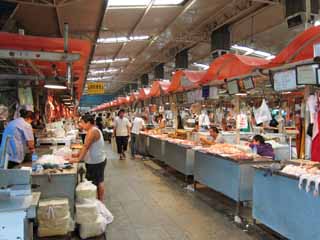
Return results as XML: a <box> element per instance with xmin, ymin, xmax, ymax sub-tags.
<box><xmin>253</xmin><ymin>99</ymin><xmax>272</xmax><ymax>124</ymax></box>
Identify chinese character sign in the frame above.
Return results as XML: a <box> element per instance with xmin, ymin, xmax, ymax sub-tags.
<box><xmin>87</xmin><ymin>82</ymin><xmax>105</xmax><ymax>94</ymax></box>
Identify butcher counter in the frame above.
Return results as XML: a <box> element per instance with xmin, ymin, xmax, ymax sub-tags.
<box><xmin>252</xmin><ymin>165</ymin><xmax>320</xmax><ymax>240</ymax></box>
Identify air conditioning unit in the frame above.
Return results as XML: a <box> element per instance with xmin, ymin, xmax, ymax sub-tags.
<box><xmin>211</xmin><ymin>50</ymin><xmax>229</xmax><ymax>60</ymax></box>
<box><xmin>285</xmin><ymin>0</ymin><xmax>319</xmax><ymax>29</ymax></box>
<box><xmin>287</xmin><ymin>12</ymin><xmax>316</xmax><ymax>29</ymax></box>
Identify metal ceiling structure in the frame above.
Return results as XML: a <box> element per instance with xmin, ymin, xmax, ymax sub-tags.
<box><xmin>87</xmin><ymin>0</ymin><xmax>307</xmax><ymax>97</ymax></box>
<box><xmin>0</xmin><ymin>0</ymin><xmax>106</xmax><ymax>91</ymax></box>
<box><xmin>0</xmin><ymin>0</ymin><xmax>316</xmax><ymax>106</ymax></box>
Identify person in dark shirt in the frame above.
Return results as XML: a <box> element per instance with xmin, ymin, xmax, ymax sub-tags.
<box><xmin>31</xmin><ymin>111</ymin><xmax>45</xmax><ymax>130</ymax></box>
<box><xmin>95</xmin><ymin>113</ymin><xmax>104</xmax><ymax>132</ymax></box>
<box><xmin>250</xmin><ymin>135</ymin><xmax>275</xmax><ymax>159</ymax></box>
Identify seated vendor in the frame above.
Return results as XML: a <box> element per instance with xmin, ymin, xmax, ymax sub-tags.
<box><xmin>250</xmin><ymin>135</ymin><xmax>275</xmax><ymax>159</ymax></box>
<box><xmin>200</xmin><ymin>126</ymin><xmax>225</xmax><ymax>145</ymax></box>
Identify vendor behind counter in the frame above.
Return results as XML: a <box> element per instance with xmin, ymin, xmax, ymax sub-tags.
<box><xmin>0</xmin><ymin>108</ymin><xmax>35</xmax><ymax>168</ymax></box>
<box><xmin>200</xmin><ymin>126</ymin><xmax>225</xmax><ymax>145</ymax></box>
<box><xmin>250</xmin><ymin>135</ymin><xmax>275</xmax><ymax>159</ymax></box>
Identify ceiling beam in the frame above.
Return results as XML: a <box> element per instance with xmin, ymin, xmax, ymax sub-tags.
<box><xmin>3</xmin><ymin>0</ymin><xmax>55</xmax><ymax>7</ymax></box>
<box><xmin>1</xmin><ymin>4</ymin><xmax>20</xmax><ymax>31</ymax></box>
<box><xmin>83</xmin><ymin>0</ymin><xmax>109</xmax><ymax>94</ymax></box>
<box><xmin>116</xmin><ymin>0</ymin><xmax>198</xmax><ymax>83</ymax></box>
<box><xmin>131</xmin><ymin>0</ymin><xmax>266</xmax><ymax>80</ymax></box>
<box><xmin>58</xmin><ymin>0</ymin><xmax>86</xmax><ymax>7</ymax></box>
<box><xmin>0</xmin><ymin>49</ymin><xmax>80</xmax><ymax>62</ymax></box>
<box><xmin>112</xmin><ymin>0</ymin><xmax>156</xmax><ymax>64</ymax></box>
<box><xmin>251</xmin><ymin>0</ymin><xmax>280</xmax><ymax>4</ymax></box>
<box><xmin>53</xmin><ymin>0</ymin><xmax>63</xmax><ymax>37</ymax></box>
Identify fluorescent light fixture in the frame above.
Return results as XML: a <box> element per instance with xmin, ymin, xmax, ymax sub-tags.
<box><xmin>231</xmin><ymin>44</ymin><xmax>275</xmax><ymax>60</ymax></box>
<box><xmin>193</xmin><ymin>63</ymin><xmax>209</xmax><ymax>70</ymax></box>
<box><xmin>266</xmin><ymin>55</ymin><xmax>276</xmax><ymax>60</ymax></box>
<box><xmin>108</xmin><ymin>0</ymin><xmax>184</xmax><ymax>7</ymax></box>
<box><xmin>235</xmin><ymin>93</ymin><xmax>247</xmax><ymax>96</ymax></box>
<box><xmin>87</xmin><ymin>76</ymin><xmax>112</xmax><ymax>81</ymax></box>
<box><xmin>91</xmin><ymin>58</ymin><xmax>130</xmax><ymax>64</ymax></box>
<box><xmin>89</xmin><ymin>69</ymin><xmax>119</xmax><ymax>75</ymax></box>
<box><xmin>44</xmin><ymin>80</ymin><xmax>67</xmax><ymax>90</ymax></box>
<box><xmin>97</xmin><ymin>35</ymin><xmax>150</xmax><ymax>44</ymax></box>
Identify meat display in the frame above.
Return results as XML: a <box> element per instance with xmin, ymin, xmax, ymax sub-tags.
<box><xmin>143</xmin><ymin>132</ymin><xmax>254</xmax><ymax>160</ymax></box>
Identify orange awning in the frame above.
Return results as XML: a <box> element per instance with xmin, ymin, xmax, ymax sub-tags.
<box><xmin>0</xmin><ymin>32</ymin><xmax>91</xmax><ymax>100</ymax></box>
<box><xmin>202</xmin><ymin>53</ymin><xmax>269</xmax><ymax>85</ymax></box>
<box><xmin>264</xmin><ymin>26</ymin><xmax>320</xmax><ymax>68</ymax></box>
<box><xmin>138</xmin><ymin>88</ymin><xmax>151</xmax><ymax>100</ymax></box>
<box><xmin>167</xmin><ymin>70</ymin><xmax>206</xmax><ymax>93</ymax></box>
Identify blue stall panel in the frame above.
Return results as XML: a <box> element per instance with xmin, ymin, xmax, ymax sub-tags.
<box><xmin>194</xmin><ymin>151</ymin><xmax>254</xmax><ymax>202</ymax></box>
<box><xmin>253</xmin><ymin>168</ymin><xmax>320</xmax><ymax>240</ymax></box>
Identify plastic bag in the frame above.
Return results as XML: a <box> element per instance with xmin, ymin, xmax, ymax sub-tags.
<box><xmin>76</xmin><ymin>202</ymin><xmax>98</xmax><ymax>224</ymax></box>
<box><xmin>37</xmin><ymin>154</ymin><xmax>67</xmax><ymax>165</ymax></box>
<box><xmin>96</xmin><ymin>199</ymin><xmax>114</xmax><ymax>225</ymax></box>
<box><xmin>79</xmin><ymin>214</ymin><xmax>107</xmax><ymax>239</ymax></box>
<box><xmin>53</xmin><ymin>147</ymin><xmax>72</xmax><ymax>159</ymax></box>
<box><xmin>253</xmin><ymin>99</ymin><xmax>272</xmax><ymax>124</ymax></box>
<box><xmin>37</xmin><ymin>198</ymin><xmax>72</xmax><ymax>237</ymax></box>
<box><xmin>76</xmin><ymin>180</ymin><xmax>97</xmax><ymax>203</ymax></box>
<box><xmin>38</xmin><ymin>198</ymin><xmax>69</xmax><ymax>221</ymax></box>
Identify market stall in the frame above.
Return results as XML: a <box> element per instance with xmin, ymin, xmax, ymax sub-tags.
<box><xmin>252</xmin><ymin>162</ymin><xmax>320</xmax><ymax>240</ymax></box>
<box><xmin>164</xmin><ymin>139</ymin><xmax>195</xmax><ymax>178</ymax></box>
<box><xmin>193</xmin><ymin>144</ymin><xmax>274</xmax><ymax>217</ymax></box>
<box><xmin>148</xmin><ymin>135</ymin><xmax>166</xmax><ymax>162</ymax></box>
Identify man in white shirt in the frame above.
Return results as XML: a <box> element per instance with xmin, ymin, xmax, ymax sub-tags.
<box><xmin>113</xmin><ymin>109</ymin><xmax>131</xmax><ymax>160</ymax></box>
<box><xmin>200</xmin><ymin>126</ymin><xmax>225</xmax><ymax>145</ymax></box>
<box><xmin>130</xmin><ymin>115</ymin><xmax>146</xmax><ymax>158</ymax></box>
<box><xmin>199</xmin><ymin>110</ymin><xmax>210</xmax><ymax>131</ymax></box>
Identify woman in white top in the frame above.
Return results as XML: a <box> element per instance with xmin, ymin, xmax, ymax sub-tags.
<box><xmin>70</xmin><ymin>114</ymin><xmax>106</xmax><ymax>201</ymax></box>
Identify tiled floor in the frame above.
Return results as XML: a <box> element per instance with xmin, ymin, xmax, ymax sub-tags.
<box><xmin>104</xmin><ymin>144</ymin><xmax>278</xmax><ymax>240</ymax></box>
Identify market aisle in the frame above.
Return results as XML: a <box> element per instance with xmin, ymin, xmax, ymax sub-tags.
<box><xmin>103</xmin><ymin>144</ymin><xmax>257</xmax><ymax>240</ymax></box>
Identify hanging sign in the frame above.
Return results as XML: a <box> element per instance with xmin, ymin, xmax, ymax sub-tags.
<box><xmin>236</xmin><ymin>113</ymin><xmax>248</xmax><ymax>129</ymax></box>
<box><xmin>87</xmin><ymin>82</ymin><xmax>105</xmax><ymax>94</ymax></box>
<box><xmin>314</xmin><ymin>43</ymin><xmax>320</xmax><ymax>57</ymax></box>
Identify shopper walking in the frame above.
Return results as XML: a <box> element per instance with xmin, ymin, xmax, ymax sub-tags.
<box><xmin>69</xmin><ymin>114</ymin><xmax>106</xmax><ymax>201</ymax></box>
<box><xmin>130</xmin><ymin>114</ymin><xmax>146</xmax><ymax>158</ymax></box>
<box><xmin>114</xmin><ymin>109</ymin><xmax>131</xmax><ymax>160</ymax></box>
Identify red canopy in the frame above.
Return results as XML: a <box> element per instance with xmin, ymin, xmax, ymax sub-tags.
<box><xmin>167</xmin><ymin>70</ymin><xmax>206</xmax><ymax>93</ymax></box>
<box><xmin>202</xmin><ymin>53</ymin><xmax>269</xmax><ymax>84</ymax></box>
<box><xmin>264</xmin><ymin>26</ymin><xmax>320</xmax><ymax>68</ymax></box>
<box><xmin>129</xmin><ymin>92</ymin><xmax>139</xmax><ymax>103</ymax></box>
<box><xmin>0</xmin><ymin>32</ymin><xmax>91</xmax><ymax>100</ymax></box>
<box><xmin>138</xmin><ymin>88</ymin><xmax>151</xmax><ymax>100</ymax></box>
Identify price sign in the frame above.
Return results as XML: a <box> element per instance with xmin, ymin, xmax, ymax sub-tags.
<box><xmin>297</xmin><ymin>64</ymin><xmax>318</xmax><ymax>85</ymax></box>
<box><xmin>227</xmin><ymin>80</ymin><xmax>239</xmax><ymax>95</ymax></box>
<box><xmin>273</xmin><ymin>69</ymin><xmax>297</xmax><ymax>92</ymax></box>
